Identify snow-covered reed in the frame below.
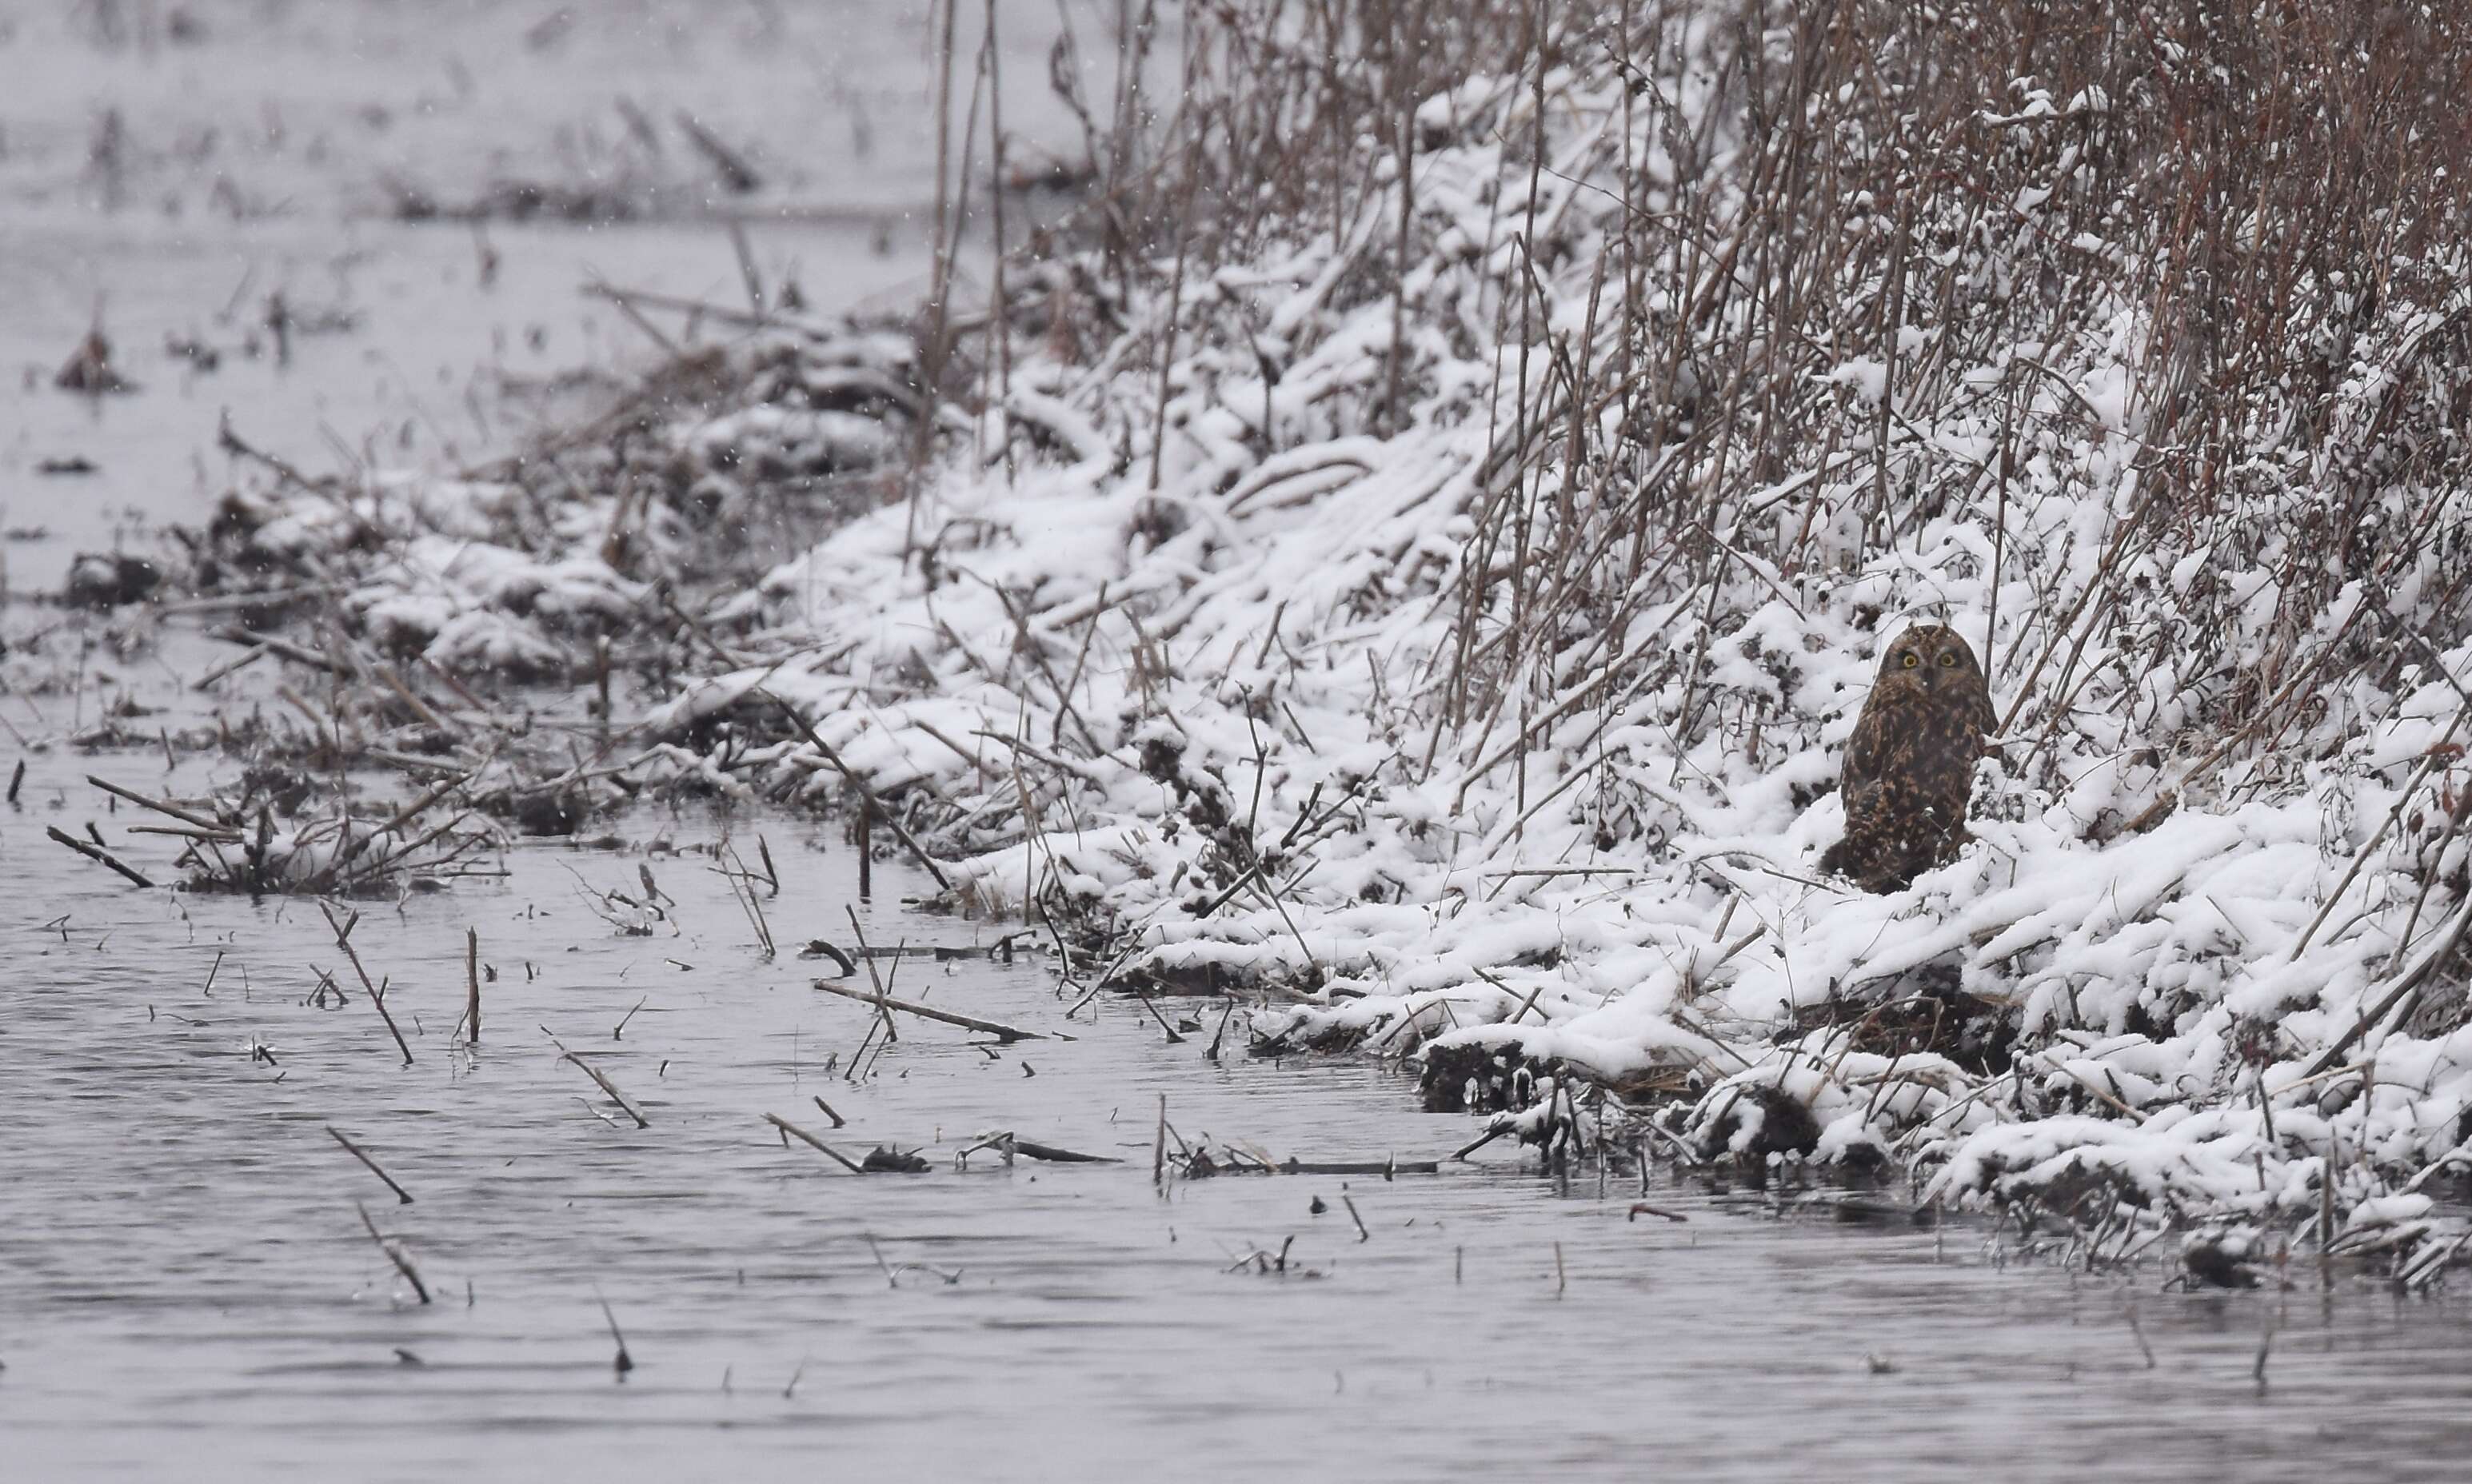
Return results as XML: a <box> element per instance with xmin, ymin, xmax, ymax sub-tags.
<box><xmin>188</xmin><ymin>1</ymin><xmax>2472</xmax><ymax>1248</ymax></box>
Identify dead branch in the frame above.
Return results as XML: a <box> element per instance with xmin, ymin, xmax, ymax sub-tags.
<box><xmin>47</xmin><ymin>826</ymin><xmax>154</xmax><ymax>888</ymax></box>
<box><xmin>810</xmin><ymin>978</ymin><xmax>1044</xmax><ymax>1043</ymax></box>
<box><xmin>544</xmin><ymin>1026</ymin><xmax>649</xmax><ymax>1127</ymax></box>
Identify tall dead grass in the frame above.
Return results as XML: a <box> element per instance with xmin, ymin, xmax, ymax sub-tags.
<box><xmin>1012</xmin><ymin>0</ymin><xmax>2472</xmax><ymax>801</ymax></box>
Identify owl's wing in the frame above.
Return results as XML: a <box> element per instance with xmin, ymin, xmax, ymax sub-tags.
<box><xmin>1834</xmin><ymin>707</ymin><xmax>1891</xmax><ymax>850</ymax></box>
<box><xmin>1971</xmin><ymin>688</ymin><xmax>2000</xmax><ymax>754</ymax></box>
<box><xmin>1840</xmin><ymin>705</ymin><xmax>1886</xmax><ymax>794</ymax></box>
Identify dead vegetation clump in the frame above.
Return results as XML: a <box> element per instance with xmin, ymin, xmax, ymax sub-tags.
<box><xmin>177</xmin><ymin>326</ymin><xmax>916</xmax><ymax>677</ymax></box>
<box><xmin>1787</xmin><ymin>975</ymin><xmax>2021</xmax><ymax>1080</ymax></box>
<box><xmin>57</xmin><ymin>769</ymin><xmax>500</xmax><ymax>896</ymax></box>
<box><xmin>1416</xmin><ymin>1040</ymin><xmax>1556</xmax><ymax>1115</ymax></box>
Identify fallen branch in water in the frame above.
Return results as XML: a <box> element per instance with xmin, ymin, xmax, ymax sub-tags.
<box><xmin>764</xmin><ymin>1111</ymin><xmax>865</xmax><ymax>1172</ymax></box>
<box><xmin>957</xmin><ymin>1131</ymin><xmax>1121</xmax><ymax>1166</ymax></box>
<box><xmin>1285</xmin><ymin>1155</ymin><xmax>1440</xmax><ymax>1176</ymax></box>
<box><xmin>1011</xmin><ymin>1136</ymin><xmax>1118</xmax><ymax>1163</ymax></box>
<box><xmin>799</xmin><ymin>939</ymin><xmax>859</xmax><ymax>975</ymax></box>
<box><xmin>322</xmin><ymin>902</ymin><xmax>413</xmax><ymax>1067</ymax></box>
<box><xmin>810</xmin><ymin>978</ymin><xmax>1044</xmax><ymax>1043</ymax></box>
<box><xmin>1187</xmin><ymin>1149</ymin><xmax>1444</xmax><ymax>1178</ymax></box>
<box><xmin>86</xmin><ymin>774</ymin><xmax>224</xmax><ymax>830</ymax></box>
<box><xmin>46</xmin><ymin>825</ymin><xmax>154</xmax><ymax>888</ymax></box>
<box><xmin>327</xmin><ymin>1124</ymin><xmax>413</xmax><ymax>1204</ymax></box>
<box><xmin>544</xmin><ymin>1026</ymin><xmax>649</xmax><ymax>1127</ymax></box>
<box><xmin>356</xmin><ymin>1200</ymin><xmax>431</xmax><ymax>1304</ymax></box>
<box><xmin>1452</xmin><ymin>1122</ymin><xmax>1513</xmax><ymax>1161</ymax></box>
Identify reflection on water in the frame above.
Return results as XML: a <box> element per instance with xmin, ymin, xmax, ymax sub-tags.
<box><xmin>2</xmin><ymin>740</ymin><xmax>2470</xmax><ymax>1483</ymax></box>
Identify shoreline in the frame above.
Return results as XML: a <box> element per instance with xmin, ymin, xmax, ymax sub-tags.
<box><xmin>74</xmin><ymin>2</ymin><xmax>2472</xmax><ymax>1283</ymax></box>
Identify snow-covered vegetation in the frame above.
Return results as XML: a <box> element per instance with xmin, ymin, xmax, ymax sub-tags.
<box><xmin>188</xmin><ymin>0</ymin><xmax>2472</xmax><ymax>1255</ymax></box>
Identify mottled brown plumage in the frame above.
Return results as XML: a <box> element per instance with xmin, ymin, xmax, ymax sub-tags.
<box><xmin>1819</xmin><ymin>624</ymin><xmax>1997</xmax><ymax>893</ymax></box>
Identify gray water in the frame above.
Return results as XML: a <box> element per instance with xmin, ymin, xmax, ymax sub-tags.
<box><xmin>4</xmin><ymin>723</ymin><xmax>2471</xmax><ymax>1482</ymax></box>
<box><xmin>0</xmin><ymin>0</ymin><xmax>1102</xmax><ymax>587</ymax></box>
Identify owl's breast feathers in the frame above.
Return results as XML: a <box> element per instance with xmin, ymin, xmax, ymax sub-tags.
<box><xmin>1875</xmin><ymin>685</ymin><xmax>1990</xmax><ymax>795</ymax></box>
<box><xmin>1824</xmin><ymin>683</ymin><xmax>1995</xmax><ymax>889</ymax></box>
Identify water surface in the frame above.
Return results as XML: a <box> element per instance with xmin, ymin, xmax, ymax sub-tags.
<box><xmin>2</xmin><ymin>746</ymin><xmax>2469</xmax><ymax>1482</ymax></box>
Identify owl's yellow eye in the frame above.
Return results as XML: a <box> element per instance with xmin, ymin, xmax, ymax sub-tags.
<box><xmin>1900</xmin><ymin>652</ymin><xmax>1919</xmax><ymax>668</ymax></box>
<box><xmin>1939</xmin><ymin>652</ymin><xmax>1959</xmax><ymax>668</ymax></box>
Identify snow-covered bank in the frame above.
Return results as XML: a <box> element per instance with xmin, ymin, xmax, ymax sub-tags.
<box><xmin>184</xmin><ymin>2</ymin><xmax>2472</xmax><ymax>1259</ymax></box>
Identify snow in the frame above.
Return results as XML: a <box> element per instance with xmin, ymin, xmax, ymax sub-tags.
<box><xmin>181</xmin><ymin>7</ymin><xmax>2472</xmax><ymax>1251</ymax></box>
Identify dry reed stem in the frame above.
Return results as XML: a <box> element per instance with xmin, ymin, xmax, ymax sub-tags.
<box><xmin>326</xmin><ymin>1125</ymin><xmax>414</xmax><ymax>1204</ymax></box>
<box><xmin>543</xmin><ymin>1027</ymin><xmax>649</xmax><ymax>1127</ymax></box>
<box><xmin>764</xmin><ymin>1112</ymin><xmax>866</xmax><ymax>1173</ymax></box>
<box><xmin>809</xmin><ymin>979</ymin><xmax>1044</xmax><ymax>1043</ymax></box>
<box><xmin>46</xmin><ymin>825</ymin><xmax>153</xmax><ymax>888</ymax></box>
<box><xmin>356</xmin><ymin>1200</ymin><xmax>430</xmax><ymax>1304</ymax></box>
<box><xmin>463</xmin><ymin>927</ymin><xmax>481</xmax><ymax>1044</ymax></box>
<box><xmin>320</xmin><ymin>903</ymin><xmax>413</xmax><ymax>1067</ymax></box>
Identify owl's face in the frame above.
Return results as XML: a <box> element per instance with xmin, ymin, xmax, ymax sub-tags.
<box><xmin>1872</xmin><ymin>624</ymin><xmax>1985</xmax><ymax>703</ymax></box>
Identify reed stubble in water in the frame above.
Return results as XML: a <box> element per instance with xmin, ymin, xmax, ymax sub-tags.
<box><xmin>355</xmin><ymin>1202</ymin><xmax>429</xmax><ymax>1305</ymax></box>
<box><xmin>764</xmin><ymin>1111</ymin><xmax>865</xmax><ymax>1174</ymax></box>
<box><xmin>326</xmin><ymin>1126</ymin><xmax>413</xmax><ymax>1205</ymax></box>
<box><xmin>462</xmin><ymin>927</ymin><xmax>480</xmax><ymax>1044</ymax></box>
<box><xmin>321</xmin><ymin>903</ymin><xmax>412</xmax><ymax>1067</ymax></box>
<box><xmin>544</xmin><ymin>1027</ymin><xmax>649</xmax><ymax>1128</ymax></box>
<box><xmin>812</xmin><ymin>978</ymin><xmax>1043</xmax><ymax>1044</ymax></box>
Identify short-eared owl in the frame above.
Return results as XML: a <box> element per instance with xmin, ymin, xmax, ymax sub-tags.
<box><xmin>1819</xmin><ymin>624</ymin><xmax>1997</xmax><ymax>893</ymax></box>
